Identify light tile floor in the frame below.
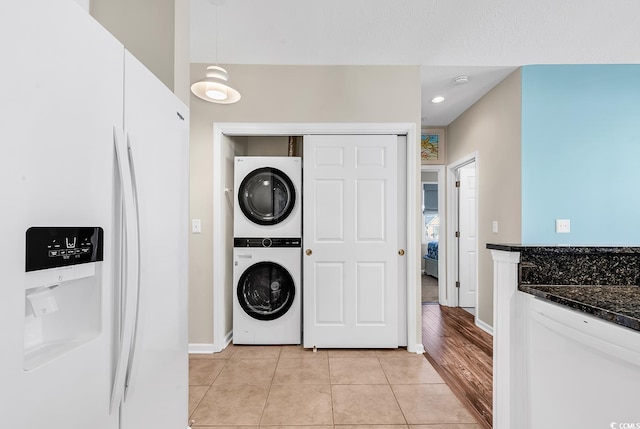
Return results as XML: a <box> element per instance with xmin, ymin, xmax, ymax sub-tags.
<box><xmin>189</xmin><ymin>344</ymin><xmax>481</xmax><ymax>428</ymax></box>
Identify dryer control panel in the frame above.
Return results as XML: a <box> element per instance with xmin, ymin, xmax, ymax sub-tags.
<box><xmin>234</xmin><ymin>237</ymin><xmax>301</xmax><ymax>248</ymax></box>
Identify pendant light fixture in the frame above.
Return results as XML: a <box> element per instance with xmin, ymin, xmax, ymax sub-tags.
<box><xmin>190</xmin><ymin>1</ymin><xmax>241</xmax><ymax>104</ymax></box>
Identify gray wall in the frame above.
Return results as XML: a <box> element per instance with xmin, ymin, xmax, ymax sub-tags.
<box><xmin>189</xmin><ymin>63</ymin><xmax>421</xmax><ymax>345</ymax></box>
<box><xmin>446</xmin><ymin>68</ymin><xmax>522</xmax><ymax>327</ymax></box>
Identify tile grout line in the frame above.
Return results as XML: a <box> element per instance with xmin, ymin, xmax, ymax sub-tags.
<box><xmin>328</xmin><ymin>350</ymin><xmax>336</xmax><ymax>427</ymax></box>
<box><xmin>188</xmin><ymin>356</ymin><xmax>229</xmax><ymax>425</ymax></box>
<box><xmin>257</xmin><ymin>346</ymin><xmax>282</xmax><ymax>427</ymax></box>
<box><xmin>378</xmin><ymin>352</ymin><xmax>410</xmax><ymax>426</ymax></box>
<box><xmin>186</xmin><ymin>363</ymin><xmax>204</xmax><ymax>426</ymax></box>
<box><xmin>189</xmin><ymin>346</ymin><xmax>236</xmax><ymax>427</ymax></box>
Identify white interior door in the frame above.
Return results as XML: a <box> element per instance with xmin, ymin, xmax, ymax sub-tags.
<box><xmin>458</xmin><ymin>162</ymin><xmax>477</xmax><ymax>308</ymax></box>
<box><xmin>303</xmin><ymin>134</ymin><xmax>398</xmax><ymax>348</ymax></box>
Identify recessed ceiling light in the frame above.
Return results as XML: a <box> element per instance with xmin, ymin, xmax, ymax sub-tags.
<box><xmin>431</xmin><ymin>96</ymin><xmax>445</xmax><ymax>104</ymax></box>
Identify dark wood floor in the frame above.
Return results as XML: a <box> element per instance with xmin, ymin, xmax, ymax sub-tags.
<box><xmin>422</xmin><ymin>304</ymin><xmax>493</xmax><ymax>429</ymax></box>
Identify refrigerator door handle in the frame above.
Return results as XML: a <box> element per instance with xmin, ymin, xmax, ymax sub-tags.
<box><xmin>123</xmin><ymin>132</ymin><xmax>142</xmax><ymax>400</ymax></box>
<box><xmin>110</xmin><ymin>127</ymin><xmax>141</xmax><ymax>414</ymax></box>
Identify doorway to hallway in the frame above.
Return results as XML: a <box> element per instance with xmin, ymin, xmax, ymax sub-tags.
<box><xmin>420</xmin><ymin>166</ymin><xmax>445</xmax><ymax>305</ymax></box>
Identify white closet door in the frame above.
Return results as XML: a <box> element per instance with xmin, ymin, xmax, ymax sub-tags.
<box><xmin>303</xmin><ymin>134</ymin><xmax>398</xmax><ymax>348</ymax></box>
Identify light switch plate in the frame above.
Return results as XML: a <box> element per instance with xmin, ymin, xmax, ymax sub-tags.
<box><xmin>556</xmin><ymin>219</ymin><xmax>570</xmax><ymax>233</ymax></box>
<box><xmin>192</xmin><ymin>219</ymin><xmax>202</xmax><ymax>234</ymax></box>
<box><xmin>492</xmin><ymin>221</ymin><xmax>499</xmax><ymax>234</ymax></box>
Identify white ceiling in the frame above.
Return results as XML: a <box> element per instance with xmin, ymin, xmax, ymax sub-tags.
<box><xmin>190</xmin><ymin>0</ymin><xmax>640</xmax><ymax>126</ymax></box>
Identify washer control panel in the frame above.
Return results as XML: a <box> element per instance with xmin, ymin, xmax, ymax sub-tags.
<box><xmin>26</xmin><ymin>227</ymin><xmax>103</xmax><ymax>272</ymax></box>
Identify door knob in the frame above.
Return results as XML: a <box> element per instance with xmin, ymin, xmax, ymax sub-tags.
<box><xmin>305</xmin><ymin>249</ymin><xmax>313</xmax><ymax>256</ymax></box>
<box><xmin>398</xmin><ymin>249</ymin><xmax>405</xmax><ymax>256</ymax></box>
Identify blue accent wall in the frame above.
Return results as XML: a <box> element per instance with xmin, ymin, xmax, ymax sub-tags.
<box><xmin>522</xmin><ymin>65</ymin><xmax>640</xmax><ymax>244</ymax></box>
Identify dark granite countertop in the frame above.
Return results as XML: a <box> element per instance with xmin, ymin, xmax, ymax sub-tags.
<box><xmin>519</xmin><ymin>285</ymin><xmax>640</xmax><ymax>332</ymax></box>
<box><xmin>487</xmin><ymin>243</ymin><xmax>640</xmax><ymax>254</ymax></box>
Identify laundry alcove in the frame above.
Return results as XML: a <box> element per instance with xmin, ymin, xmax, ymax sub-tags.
<box><xmin>211</xmin><ymin>123</ymin><xmax>423</xmax><ymax>354</ymax></box>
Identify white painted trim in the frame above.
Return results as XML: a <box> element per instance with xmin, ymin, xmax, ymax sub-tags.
<box><xmin>475</xmin><ymin>318</ymin><xmax>494</xmax><ymax>336</ymax></box>
<box><xmin>214</xmin><ymin>122</ymin><xmax>416</xmax><ymax>136</ymax></box>
<box><xmin>188</xmin><ymin>343</ymin><xmax>215</xmax><ymax>354</ymax></box>
<box><xmin>222</xmin><ymin>330</ymin><xmax>233</xmax><ymax>352</ymax></box>
<box><xmin>397</xmin><ymin>135</ymin><xmax>408</xmax><ymax>347</ymax></box>
<box><xmin>446</xmin><ymin>166</ymin><xmax>458</xmax><ymax>307</ymax></box>
<box><xmin>219</xmin><ymin>329</ymin><xmax>233</xmax><ymax>352</ymax></box>
<box><xmin>446</xmin><ymin>152</ymin><xmax>479</xmax><ymax>309</ymax></box>
<box><xmin>212</xmin><ymin>123</ymin><xmax>226</xmax><ymax>354</ymax></box>
<box><xmin>413</xmin><ymin>343</ymin><xmax>426</xmax><ymax>354</ymax></box>
<box><xmin>212</xmin><ymin>123</ymin><xmax>419</xmax><ymax>352</ymax></box>
<box><xmin>404</xmin><ymin>123</ymin><xmax>419</xmax><ymax>353</ymax></box>
<box><xmin>473</xmin><ymin>155</ymin><xmax>480</xmax><ymax>313</ymax></box>
<box><xmin>490</xmin><ymin>249</ymin><xmax>524</xmax><ymax>429</ymax></box>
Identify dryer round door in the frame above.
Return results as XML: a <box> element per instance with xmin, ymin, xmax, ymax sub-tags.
<box><xmin>238</xmin><ymin>167</ymin><xmax>296</xmax><ymax>225</ymax></box>
<box><xmin>237</xmin><ymin>261</ymin><xmax>296</xmax><ymax>321</ymax></box>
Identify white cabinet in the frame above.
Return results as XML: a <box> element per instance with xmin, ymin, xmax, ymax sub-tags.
<box><xmin>527</xmin><ymin>295</ymin><xmax>640</xmax><ymax>428</ymax></box>
<box><xmin>490</xmin><ymin>249</ymin><xmax>640</xmax><ymax>429</ymax></box>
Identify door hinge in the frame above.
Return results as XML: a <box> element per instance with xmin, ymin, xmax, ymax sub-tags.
<box><xmin>455</xmin><ymin>180</ymin><xmax>461</xmax><ymax>188</ymax></box>
<box><xmin>455</xmin><ymin>231</ymin><xmax>460</xmax><ymax>238</ymax></box>
<box><xmin>455</xmin><ymin>281</ymin><xmax>461</xmax><ymax>288</ymax></box>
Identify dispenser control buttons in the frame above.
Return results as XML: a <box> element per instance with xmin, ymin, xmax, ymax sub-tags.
<box><xmin>48</xmin><ymin>247</ymin><xmax>90</xmax><ymax>258</ymax></box>
<box><xmin>26</xmin><ymin>227</ymin><xmax>103</xmax><ymax>272</ymax></box>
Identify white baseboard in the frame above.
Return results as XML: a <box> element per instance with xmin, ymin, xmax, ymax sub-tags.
<box><xmin>210</xmin><ymin>330</ymin><xmax>233</xmax><ymax>353</ymax></box>
<box><xmin>223</xmin><ymin>330</ymin><xmax>233</xmax><ymax>348</ymax></box>
<box><xmin>410</xmin><ymin>343</ymin><xmax>425</xmax><ymax>354</ymax></box>
<box><xmin>188</xmin><ymin>343</ymin><xmax>215</xmax><ymax>354</ymax></box>
<box><xmin>475</xmin><ymin>318</ymin><xmax>494</xmax><ymax>336</ymax></box>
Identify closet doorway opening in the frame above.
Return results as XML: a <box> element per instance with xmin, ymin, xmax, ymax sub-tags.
<box><xmin>211</xmin><ymin>122</ymin><xmax>422</xmax><ymax>354</ymax></box>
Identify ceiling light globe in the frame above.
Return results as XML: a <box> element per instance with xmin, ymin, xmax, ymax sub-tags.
<box><xmin>206</xmin><ymin>87</ymin><xmax>228</xmax><ymax>100</ymax></box>
<box><xmin>191</xmin><ymin>66</ymin><xmax>241</xmax><ymax>104</ymax></box>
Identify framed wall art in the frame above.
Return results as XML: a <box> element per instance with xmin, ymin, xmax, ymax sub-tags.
<box><xmin>421</xmin><ymin>128</ymin><xmax>445</xmax><ymax>164</ymax></box>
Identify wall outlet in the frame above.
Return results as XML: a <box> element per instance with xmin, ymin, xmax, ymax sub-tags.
<box><xmin>555</xmin><ymin>219</ymin><xmax>570</xmax><ymax>233</ymax></box>
<box><xmin>192</xmin><ymin>219</ymin><xmax>202</xmax><ymax>234</ymax></box>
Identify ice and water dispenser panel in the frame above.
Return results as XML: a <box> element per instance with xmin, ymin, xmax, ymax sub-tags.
<box><xmin>26</xmin><ymin>227</ymin><xmax>103</xmax><ymax>272</ymax></box>
<box><xmin>23</xmin><ymin>227</ymin><xmax>104</xmax><ymax>370</ymax></box>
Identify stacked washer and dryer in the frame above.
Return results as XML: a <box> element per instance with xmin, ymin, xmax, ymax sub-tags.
<box><xmin>232</xmin><ymin>157</ymin><xmax>302</xmax><ymax>344</ymax></box>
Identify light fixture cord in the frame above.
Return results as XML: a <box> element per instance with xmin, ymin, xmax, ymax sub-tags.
<box><xmin>215</xmin><ymin>2</ymin><xmax>218</xmax><ymax>65</ymax></box>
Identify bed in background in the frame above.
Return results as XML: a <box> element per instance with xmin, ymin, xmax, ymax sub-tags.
<box><xmin>423</xmin><ymin>240</ymin><xmax>438</xmax><ymax>278</ymax></box>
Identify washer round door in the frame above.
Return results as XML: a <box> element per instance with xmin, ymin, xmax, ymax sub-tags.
<box><xmin>238</xmin><ymin>167</ymin><xmax>296</xmax><ymax>225</ymax></box>
<box><xmin>237</xmin><ymin>261</ymin><xmax>296</xmax><ymax>321</ymax></box>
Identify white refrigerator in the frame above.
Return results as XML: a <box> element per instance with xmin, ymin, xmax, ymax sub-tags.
<box><xmin>0</xmin><ymin>1</ymin><xmax>189</xmax><ymax>428</ymax></box>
